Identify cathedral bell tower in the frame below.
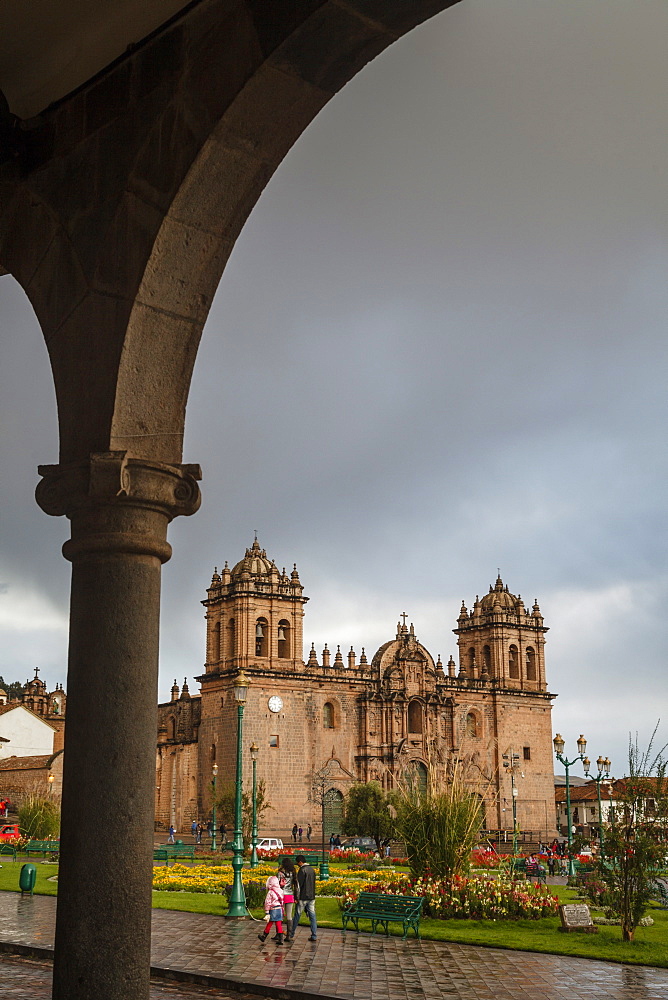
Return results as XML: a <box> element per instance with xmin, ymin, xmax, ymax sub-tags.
<box><xmin>453</xmin><ymin>575</ymin><xmax>548</xmax><ymax>691</ymax></box>
<box><xmin>202</xmin><ymin>537</ymin><xmax>307</xmax><ymax>673</ymax></box>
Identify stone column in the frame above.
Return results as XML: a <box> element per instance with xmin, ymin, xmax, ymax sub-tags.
<box><xmin>36</xmin><ymin>452</ymin><xmax>200</xmax><ymax>1000</ymax></box>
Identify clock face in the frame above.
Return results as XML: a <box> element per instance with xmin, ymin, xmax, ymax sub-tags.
<box><xmin>268</xmin><ymin>696</ymin><xmax>283</xmax><ymax>714</ymax></box>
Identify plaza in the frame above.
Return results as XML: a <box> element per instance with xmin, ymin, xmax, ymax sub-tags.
<box><xmin>0</xmin><ymin>892</ymin><xmax>666</xmax><ymax>1000</ymax></box>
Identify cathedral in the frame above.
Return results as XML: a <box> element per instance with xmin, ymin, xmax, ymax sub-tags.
<box><xmin>155</xmin><ymin>539</ymin><xmax>557</xmax><ymax>840</ymax></box>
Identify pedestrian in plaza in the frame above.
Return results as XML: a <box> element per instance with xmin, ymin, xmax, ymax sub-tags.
<box><xmin>168</xmin><ymin>825</ymin><xmax>176</xmax><ymax>844</ymax></box>
<box><xmin>191</xmin><ymin>819</ymin><xmax>197</xmax><ymax>840</ymax></box>
<box><xmin>219</xmin><ymin>822</ymin><xmax>227</xmax><ymax>844</ymax></box>
<box><xmin>207</xmin><ymin>819</ymin><xmax>213</xmax><ymax>839</ymax></box>
<box><xmin>292</xmin><ymin>823</ymin><xmax>298</xmax><ymax>842</ymax></box>
<box><xmin>258</xmin><ymin>874</ymin><xmax>285</xmax><ymax>945</ymax></box>
<box><xmin>196</xmin><ymin>823</ymin><xmax>203</xmax><ymax>845</ymax></box>
<box><xmin>278</xmin><ymin>856</ymin><xmax>297</xmax><ymax>930</ymax></box>
<box><xmin>329</xmin><ymin>833</ymin><xmax>335</xmax><ymax>850</ymax></box>
<box><xmin>298</xmin><ymin>825</ymin><xmax>303</xmax><ymax>842</ymax></box>
<box><xmin>306</xmin><ymin>824</ymin><xmax>312</xmax><ymax>842</ymax></box>
<box><xmin>382</xmin><ymin>837</ymin><xmax>391</xmax><ymax>858</ymax></box>
<box><xmin>287</xmin><ymin>855</ymin><xmax>317</xmax><ymax>942</ymax></box>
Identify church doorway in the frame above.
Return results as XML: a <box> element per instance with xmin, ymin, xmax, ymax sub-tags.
<box><xmin>324</xmin><ymin>788</ymin><xmax>344</xmax><ymax>840</ymax></box>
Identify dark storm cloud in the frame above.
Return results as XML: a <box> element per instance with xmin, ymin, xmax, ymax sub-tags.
<box><xmin>1</xmin><ymin>0</ymin><xmax>667</xmax><ymax>770</ymax></box>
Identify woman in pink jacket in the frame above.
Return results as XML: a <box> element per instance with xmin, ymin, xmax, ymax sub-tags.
<box><xmin>258</xmin><ymin>875</ymin><xmax>285</xmax><ymax>945</ymax></box>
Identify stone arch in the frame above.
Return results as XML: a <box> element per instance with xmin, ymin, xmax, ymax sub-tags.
<box><xmin>525</xmin><ymin>646</ymin><xmax>536</xmax><ymax>681</ymax></box>
<box><xmin>277</xmin><ymin>619</ymin><xmax>291</xmax><ymax>659</ymax></box>
<box><xmin>509</xmin><ymin>644</ymin><xmax>519</xmax><ymax>679</ymax></box>
<box><xmin>5</xmin><ymin>1</ymin><xmax>459</xmax><ymax>467</ymax></box>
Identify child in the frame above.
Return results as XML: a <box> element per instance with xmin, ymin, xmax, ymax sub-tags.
<box><xmin>258</xmin><ymin>875</ymin><xmax>285</xmax><ymax>945</ymax></box>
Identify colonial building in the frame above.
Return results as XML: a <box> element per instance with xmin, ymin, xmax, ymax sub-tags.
<box><xmin>155</xmin><ymin>539</ymin><xmax>558</xmax><ymax>839</ymax></box>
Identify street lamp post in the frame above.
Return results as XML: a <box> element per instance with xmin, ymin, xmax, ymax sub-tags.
<box><xmin>211</xmin><ymin>763</ymin><xmax>219</xmax><ymax>852</ymax></box>
<box><xmin>48</xmin><ymin>773</ymin><xmax>55</xmax><ymax>796</ymax></box>
<box><xmin>553</xmin><ymin>733</ymin><xmax>587</xmax><ymax>878</ymax></box>
<box><xmin>225</xmin><ymin>670</ymin><xmax>249</xmax><ymax>918</ymax></box>
<box><xmin>502</xmin><ymin>751</ymin><xmax>520</xmax><ymax>859</ymax></box>
<box><xmin>250</xmin><ymin>742</ymin><xmax>259</xmax><ymax>868</ymax></box>
<box><xmin>583</xmin><ymin>754</ymin><xmax>611</xmax><ymax>860</ymax></box>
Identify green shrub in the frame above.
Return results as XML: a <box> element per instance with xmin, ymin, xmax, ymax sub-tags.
<box><xmin>18</xmin><ymin>795</ymin><xmax>60</xmax><ymax>840</ymax></box>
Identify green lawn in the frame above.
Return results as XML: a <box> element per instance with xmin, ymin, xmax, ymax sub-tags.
<box><xmin>2</xmin><ymin>860</ymin><xmax>668</xmax><ymax>968</ymax></box>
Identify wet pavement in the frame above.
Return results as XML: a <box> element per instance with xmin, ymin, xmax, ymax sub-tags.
<box><xmin>0</xmin><ymin>891</ymin><xmax>668</xmax><ymax>1000</ymax></box>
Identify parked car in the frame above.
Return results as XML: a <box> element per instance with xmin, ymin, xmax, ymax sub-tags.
<box><xmin>0</xmin><ymin>824</ymin><xmax>20</xmax><ymax>841</ymax></box>
<box><xmin>257</xmin><ymin>838</ymin><xmax>284</xmax><ymax>851</ymax></box>
<box><xmin>340</xmin><ymin>837</ymin><xmax>377</xmax><ymax>851</ymax></box>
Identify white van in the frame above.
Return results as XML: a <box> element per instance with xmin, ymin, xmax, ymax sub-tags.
<box><xmin>257</xmin><ymin>838</ymin><xmax>284</xmax><ymax>851</ymax></box>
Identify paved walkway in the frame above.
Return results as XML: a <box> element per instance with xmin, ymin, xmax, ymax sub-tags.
<box><xmin>0</xmin><ymin>892</ymin><xmax>667</xmax><ymax>1000</ymax></box>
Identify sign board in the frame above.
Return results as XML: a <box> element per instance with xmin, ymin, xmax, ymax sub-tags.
<box><xmin>558</xmin><ymin>903</ymin><xmax>598</xmax><ymax>934</ymax></box>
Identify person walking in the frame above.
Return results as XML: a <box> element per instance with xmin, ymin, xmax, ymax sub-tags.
<box><xmin>287</xmin><ymin>855</ymin><xmax>317</xmax><ymax>942</ymax></box>
<box><xmin>292</xmin><ymin>823</ymin><xmax>298</xmax><ymax>843</ymax></box>
<box><xmin>219</xmin><ymin>822</ymin><xmax>227</xmax><ymax>844</ymax></box>
<box><xmin>168</xmin><ymin>825</ymin><xmax>176</xmax><ymax>844</ymax></box>
<box><xmin>298</xmin><ymin>826</ymin><xmax>303</xmax><ymax>842</ymax></box>
<box><xmin>278</xmin><ymin>856</ymin><xmax>297</xmax><ymax>932</ymax></box>
<box><xmin>258</xmin><ymin>874</ymin><xmax>285</xmax><ymax>945</ymax></box>
<box><xmin>306</xmin><ymin>824</ymin><xmax>312</xmax><ymax>843</ymax></box>
<box><xmin>191</xmin><ymin>819</ymin><xmax>197</xmax><ymax>840</ymax></box>
<box><xmin>196</xmin><ymin>823</ymin><xmax>203</xmax><ymax>845</ymax></box>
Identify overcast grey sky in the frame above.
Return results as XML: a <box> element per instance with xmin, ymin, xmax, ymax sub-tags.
<box><xmin>1</xmin><ymin>0</ymin><xmax>667</xmax><ymax>778</ymax></box>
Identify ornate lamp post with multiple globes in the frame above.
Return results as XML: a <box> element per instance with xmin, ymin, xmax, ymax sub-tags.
<box><xmin>553</xmin><ymin>732</ymin><xmax>587</xmax><ymax>877</ymax></box>
<box><xmin>211</xmin><ymin>763</ymin><xmax>219</xmax><ymax>852</ymax></box>
<box><xmin>225</xmin><ymin>670</ymin><xmax>249</xmax><ymax>918</ymax></box>
<box><xmin>583</xmin><ymin>754</ymin><xmax>611</xmax><ymax>859</ymax></box>
<box><xmin>250</xmin><ymin>742</ymin><xmax>259</xmax><ymax>868</ymax></box>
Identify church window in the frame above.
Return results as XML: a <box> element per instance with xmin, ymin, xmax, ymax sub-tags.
<box><xmin>213</xmin><ymin>621</ymin><xmax>221</xmax><ymax>661</ymax></box>
<box><xmin>466</xmin><ymin>712</ymin><xmax>478</xmax><ymax>738</ymax></box>
<box><xmin>227</xmin><ymin>618</ymin><xmax>236</xmax><ymax>660</ymax></box>
<box><xmin>468</xmin><ymin>647</ymin><xmax>476</xmax><ymax>672</ymax></box>
<box><xmin>483</xmin><ymin>645</ymin><xmax>491</xmax><ymax>672</ymax></box>
<box><xmin>277</xmin><ymin>620</ymin><xmax>290</xmax><ymax>659</ymax></box>
<box><xmin>269</xmin><ymin>734</ymin><xmax>279</xmax><ymax>748</ymax></box>
<box><xmin>407</xmin><ymin>700</ymin><xmax>423</xmax><ymax>734</ymax></box>
<box><xmin>255</xmin><ymin>617</ymin><xmax>268</xmax><ymax>657</ymax></box>
<box><xmin>167</xmin><ymin>718</ymin><xmax>176</xmax><ymax>741</ymax></box>
<box><xmin>323</xmin><ymin>702</ymin><xmax>334</xmax><ymax>729</ymax></box>
<box><xmin>509</xmin><ymin>645</ymin><xmax>519</xmax><ymax>679</ymax></box>
<box><xmin>523</xmin><ymin>746</ymin><xmax>531</xmax><ymax>760</ymax></box>
<box><xmin>525</xmin><ymin>647</ymin><xmax>536</xmax><ymax>681</ymax></box>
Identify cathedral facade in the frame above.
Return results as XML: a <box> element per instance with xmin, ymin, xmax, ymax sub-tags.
<box><xmin>155</xmin><ymin>539</ymin><xmax>557</xmax><ymax>839</ymax></box>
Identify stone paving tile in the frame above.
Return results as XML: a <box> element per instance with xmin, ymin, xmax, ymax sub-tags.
<box><xmin>0</xmin><ymin>891</ymin><xmax>668</xmax><ymax>999</ymax></box>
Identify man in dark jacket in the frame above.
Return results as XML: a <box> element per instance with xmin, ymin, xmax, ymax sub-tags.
<box><xmin>287</xmin><ymin>856</ymin><xmax>317</xmax><ymax>942</ymax></box>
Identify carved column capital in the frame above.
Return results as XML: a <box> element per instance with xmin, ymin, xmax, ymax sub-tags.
<box><xmin>36</xmin><ymin>452</ymin><xmax>202</xmax><ymax>563</ymax></box>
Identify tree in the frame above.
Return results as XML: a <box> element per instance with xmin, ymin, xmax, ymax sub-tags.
<box><xmin>596</xmin><ymin>728</ymin><xmax>668</xmax><ymax>941</ymax></box>
<box><xmin>392</xmin><ymin>757</ymin><xmax>489</xmax><ymax>879</ymax></box>
<box><xmin>341</xmin><ymin>781</ymin><xmax>394</xmax><ymax>852</ymax></box>
<box><xmin>213</xmin><ymin>779</ymin><xmax>273</xmax><ymax>845</ymax></box>
<box><xmin>0</xmin><ymin>676</ymin><xmax>24</xmax><ymax>701</ymax></box>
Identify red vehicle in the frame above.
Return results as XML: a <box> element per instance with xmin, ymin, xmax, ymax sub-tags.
<box><xmin>0</xmin><ymin>824</ymin><xmax>20</xmax><ymax>841</ymax></box>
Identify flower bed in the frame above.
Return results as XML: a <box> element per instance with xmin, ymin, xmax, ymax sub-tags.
<box><xmin>340</xmin><ymin>873</ymin><xmax>558</xmax><ymax>921</ymax></box>
<box><xmin>152</xmin><ymin>863</ymin><xmax>390</xmax><ymax>896</ymax></box>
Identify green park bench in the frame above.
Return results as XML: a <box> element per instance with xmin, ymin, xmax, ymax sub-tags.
<box><xmin>511</xmin><ymin>858</ymin><xmax>547</xmax><ymax>884</ymax></box>
<box><xmin>0</xmin><ymin>844</ymin><xmax>17</xmax><ymax>861</ymax></box>
<box><xmin>341</xmin><ymin>891</ymin><xmax>424</xmax><ymax>940</ymax></box>
<box><xmin>24</xmin><ymin>840</ymin><xmax>60</xmax><ymax>858</ymax></box>
<box><xmin>153</xmin><ymin>844</ymin><xmax>195</xmax><ymax>865</ymax></box>
<box><xmin>651</xmin><ymin>880</ymin><xmax>668</xmax><ymax>909</ymax></box>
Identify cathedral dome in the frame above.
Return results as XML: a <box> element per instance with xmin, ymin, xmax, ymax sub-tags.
<box><xmin>230</xmin><ymin>537</ymin><xmax>273</xmax><ymax>579</ymax></box>
<box><xmin>480</xmin><ymin>575</ymin><xmax>520</xmax><ymax>612</ymax></box>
